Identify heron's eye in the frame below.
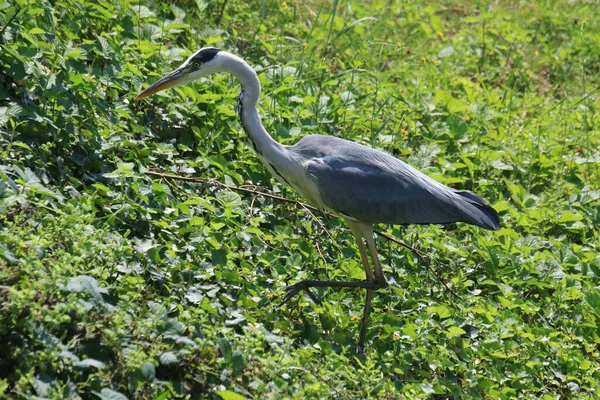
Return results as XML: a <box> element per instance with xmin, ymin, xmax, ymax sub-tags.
<box><xmin>192</xmin><ymin>62</ymin><xmax>201</xmax><ymax>69</ymax></box>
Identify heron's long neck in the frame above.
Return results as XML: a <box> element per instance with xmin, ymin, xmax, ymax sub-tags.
<box><xmin>222</xmin><ymin>54</ymin><xmax>284</xmax><ymax>161</ymax></box>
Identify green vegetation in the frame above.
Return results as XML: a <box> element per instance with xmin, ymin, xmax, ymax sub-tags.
<box><xmin>1</xmin><ymin>0</ymin><xmax>599</xmax><ymax>398</ymax></box>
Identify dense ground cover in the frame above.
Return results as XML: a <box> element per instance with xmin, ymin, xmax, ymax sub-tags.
<box><xmin>1</xmin><ymin>0</ymin><xmax>599</xmax><ymax>398</ymax></box>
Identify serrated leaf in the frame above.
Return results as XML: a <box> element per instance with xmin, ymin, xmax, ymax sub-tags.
<box><xmin>447</xmin><ymin>114</ymin><xmax>468</xmax><ymax>140</ymax></box>
<box><xmin>65</xmin><ymin>47</ymin><xmax>87</xmax><ymax>60</ymax></box>
<box><xmin>216</xmin><ymin>190</ymin><xmax>243</xmax><ymax>206</ymax></box>
<box><xmin>96</xmin><ymin>34</ymin><xmax>111</xmax><ymax>54</ymax></box>
<box><xmin>8</xmin><ymin>104</ymin><xmax>23</xmax><ymax>117</ymax></box>
<box><xmin>159</xmin><ymin>352</ymin><xmax>178</xmax><ymax>365</ymax></box>
<box><xmin>64</xmin><ymin>276</ymin><xmax>108</xmax><ymax>305</ymax></box>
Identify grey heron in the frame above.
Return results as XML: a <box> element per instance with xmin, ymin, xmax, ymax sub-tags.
<box><xmin>135</xmin><ymin>47</ymin><xmax>500</xmax><ymax>350</ymax></box>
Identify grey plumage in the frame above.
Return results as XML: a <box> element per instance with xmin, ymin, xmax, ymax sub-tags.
<box><xmin>290</xmin><ymin>134</ymin><xmax>499</xmax><ymax>230</ymax></box>
<box><xmin>135</xmin><ymin>48</ymin><xmax>500</xmax><ymax>351</ymax></box>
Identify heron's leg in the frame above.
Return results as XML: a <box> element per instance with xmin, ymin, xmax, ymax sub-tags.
<box><xmin>363</xmin><ymin>225</ymin><xmax>387</xmax><ymax>285</ymax></box>
<box><xmin>278</xmin><ymin>221</ymin><xmax>385</xmax><ymax>350</ymax></box>
<box><xmin>279</xmin><ymin>279</ymin><xmax>381</xmax><ymax>306</ymax></box>
<box><xmin>358</xmin><ymin>288</ymin><xmax>375</xmax><ymax>351</ymax></box>
<box><xmin>348</xmin><ymin>222</ymin><xmax>375</xmax><ymax>281</ymax></box>
<box><xmin>358</xmin><ymin>225</ymin><xmax>387</xmax><ymax>351</ymax></box>
<box><xmin>279</xmin><ymin>221</ymin><xmax>377</xmax><ymax>306</ymax></box>
<box><xmin>349</xmin><ymin>222</ymin><xmax>381</xmax><ymax>351</ymax></box>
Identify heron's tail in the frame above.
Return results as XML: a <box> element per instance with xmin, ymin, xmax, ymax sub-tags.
<box><xmin>454</xmin><ymin>190</ymin><xmax>500</xmax><ymax>231</ymax></box>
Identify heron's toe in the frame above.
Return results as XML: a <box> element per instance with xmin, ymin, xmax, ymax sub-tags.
<box><xmin>277</xmin><ymin>283</ymin><xmax>303</xmax><ymax>307</ymax></box>
<box><xmin>278</xmin><ymin>281</ymin><xmax>321</xmax><ymax>306</ymax></box>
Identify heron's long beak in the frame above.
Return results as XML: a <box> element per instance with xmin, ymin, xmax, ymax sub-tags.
<box><xmin>134</xmin><ymin>68</ymin><xmax>185</xmax><ymax>100</ymax></box>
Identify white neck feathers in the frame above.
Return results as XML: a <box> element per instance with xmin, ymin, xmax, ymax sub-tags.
<box><xmin>218</xmin><ymin>52</ymin><xmax>261</xmax><ymax>107</ymax></box>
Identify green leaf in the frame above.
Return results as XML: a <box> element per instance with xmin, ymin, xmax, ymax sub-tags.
<box><xmin>557</xmin><ymin>212</ymin><xmax>583</xmax><ymax>222</ymax></box>
<box><xmin>33</xmin><ymin>374</ymin><xmax>53</xmax><ymax>397</ymax></box>
<box><xmin>185</xmin><ymin>287</ymin><xmax>204</xmax><ymax>304</ymax></box>
<box><xmin>217</xmin><ymin>390</ymin><xmax>247</xmax><ymax>400</ymax></box>
<box><xmin>331</xmin><ymin>16</ymin><xmax>378</xmax><ymax>43</ymax></box>
<box><xmin>212</xmin><ymin>249</ymin><xmax>228</xmax><ymax>266</ymax></box>
<box><xmin>401</xmin><ymin>323</ymin><xmax>418</xmax><ymax>339</ymax></box>
<box><xmin>585</xmin><ymin>291</ymin><xmax>600</xmax><ymax>314</ymax></box>
<box><xmin>445</xmin><ymin>326</ymin><xmax>466</xmax><ymax>337</ymax></box>
<box><xmin>76</xmin><ymin>359</ymin><xmax>106</xmax><ymax>369</ymax></box>
<box><xmin>426</xmin><ymin>305</ymin><xmax>452</xmax><ymax>319</ymax></box>
<box><xmin>217</xmin><ymin>190</ymin><xmax>243</xmax><ymax>206</ymax></box>
<box><xmin>218</xmin><ymin>338</ymin><xmax>232</xmax><ymax>361</ymax></box>
<box><xmin>421</xmin><ymin>383</ymin><xmax>435</xmax><ymax>395</ymax></box>
<box><xmin>447</xmin><ymin>115</ymin><xmax>468</xmax><ymax>140</ymax></box>
<box><xmin>430</xmin><ymin>14</ymin><xmax>444</xmax><ymax>33</ymax></box>
<box><xmin>589</xmin><ymin>263</ymin><xmax>600</xmax><ymax>278</ymax></box>
<box><xmin>65</xmin><ymin>47</ymin><xmax>87</xmax><ymax>60</ymax></box>
<box><xmin>231</xmin><ymin>350</ymin><xmax>244</xmax><ymax>377</ymax></box>
<box><xmin>490</xmin><ymin>159</ymin><xmax>513</xmax><ymax>171</ymax></box>
<box><xmin>92</xmin><ymin>388</ymin><xmax>129</xmax><ymax>400</ymax></box>
<box><xmin>159</xmin><ymin>352</ymin><xmax>178</xmax><ymax>366</ymax></box>
<box><xmin>64</xmin><ymin>275</ymin><xmax>108</xmax><ymax>305</ymax></box>
<box><xmin>140</xmin><ymin>362</ymin><xmax>156</xmax><ymax>382</ymax></box>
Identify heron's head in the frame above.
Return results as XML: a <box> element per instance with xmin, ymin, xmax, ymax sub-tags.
<box><xmin>134</xmin><ymin>47</ymin><xmax>224</xmax><ymax>100</ymax></box>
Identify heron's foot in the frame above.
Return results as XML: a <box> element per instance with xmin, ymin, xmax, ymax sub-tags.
<box><xmin>278</xmin><ymin>281</ymin><xmax>322</xmax><ymax>307</ymax></box>
<box><xmin>377</xmin><ymin>278</ymin><xmax>389</xmax><ymax>289</ymax></box>
<box><xmin>278</xmin><ymin>279</ymin><xmax>386</xmax><ymax>308</ymax></box>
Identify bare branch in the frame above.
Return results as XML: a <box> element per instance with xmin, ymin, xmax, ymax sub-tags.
<box><xmin>145</xmin><ymin>170</ymin><xmax>315</xmax><ymax>209</ymax></box>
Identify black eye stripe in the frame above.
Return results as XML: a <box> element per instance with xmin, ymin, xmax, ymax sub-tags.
<box><xmin>191</xmin><ymin>47</ymin><xmax>221</xmax><ymax>63</ymax></box>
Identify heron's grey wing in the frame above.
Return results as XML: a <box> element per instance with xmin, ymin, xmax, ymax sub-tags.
<box><xmin>295</xmin><ymin>137</ymin><xmax>499</xmax><ymax>230</ymax></box>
